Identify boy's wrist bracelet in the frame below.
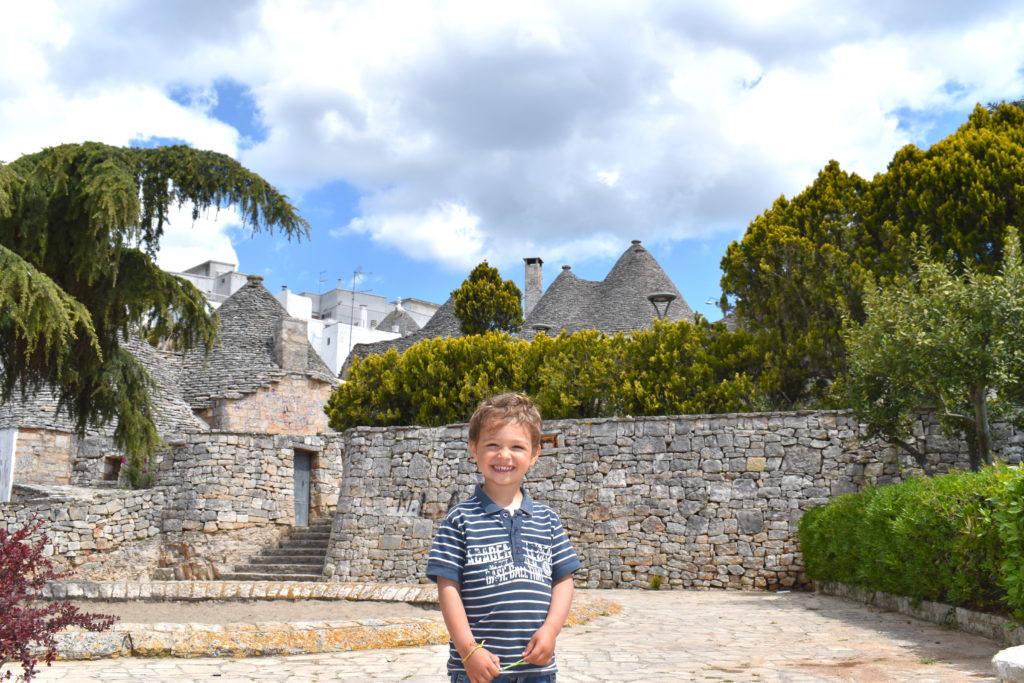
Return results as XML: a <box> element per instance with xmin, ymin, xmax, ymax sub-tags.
<box><xmin>461</xmin><ymin>640</ymin><xmax>485</xmax><ymax>664</ymax></box>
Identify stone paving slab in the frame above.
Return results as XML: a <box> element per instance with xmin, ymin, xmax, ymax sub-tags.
<box><xmin>44</xmin><ymin>581</ymin><xmax>441</xmax><ymax>604</ymax></box>
<box><xmin>20</xmin><ymin>589</ymin><xmax>1003</xmax><ymax>682</ymax></box>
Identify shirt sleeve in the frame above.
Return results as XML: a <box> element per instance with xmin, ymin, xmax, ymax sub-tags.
<box><xmin>549</xmin><ymin>511</ymin><xmax>582</xmax><ymax>581</ymax></box>
<box><xmin>425</xmin><ymin>508</ymin><xmax>466</xmax><ymax>584</ymax></box>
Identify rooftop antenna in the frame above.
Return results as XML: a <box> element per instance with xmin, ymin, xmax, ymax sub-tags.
<box><xmin>318</xmin><ymin>270</ymin><xmax>328</xmax><ymax>295</ymax></box>
<box><xmin>348</xmin><ymin>266</ymin><xmax>373</xmax><ymax>352</ymax></box>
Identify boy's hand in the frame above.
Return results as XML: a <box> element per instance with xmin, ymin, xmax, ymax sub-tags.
<box><xmin>522</xmin><ymin>624</ymin><xmax>557</xmax><ymax>666</ymax></box>
<box><xmin>464</xmin><ymin>645</ymin><xmax>501</xmax><ymax>683</ymax></box>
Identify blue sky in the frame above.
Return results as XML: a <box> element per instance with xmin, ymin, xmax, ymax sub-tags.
<box><xmin>3</xmin><ymin>1</ymin><xmax>1024</xmax><ymax>319</ymax></box>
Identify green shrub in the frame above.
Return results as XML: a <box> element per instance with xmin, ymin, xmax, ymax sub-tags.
<box><xmin>618</xmin><ymin>317</ymin><xmax>767</xmax><ymax>416</ymax></box>
<box><xmin>326</xmin><ymin>319</ymin><xmax>769</xmax><ymax>430</ymax></box>
<box><xmin>799</xmin><ymin>465</ymin><xmax>1017</xmax><ymax>617</ymax></box>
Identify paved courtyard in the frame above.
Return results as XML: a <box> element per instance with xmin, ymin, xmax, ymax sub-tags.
<box><xmin>29</xmin><ymin>589</ymin><xmax>1001</xmax><ymax>682</ymax></box>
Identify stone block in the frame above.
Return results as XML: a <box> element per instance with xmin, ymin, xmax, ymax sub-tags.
<box><xmin>736</xmin><ymin>510</ymin><xmax>764</xmax><ymax>535</ymax></box>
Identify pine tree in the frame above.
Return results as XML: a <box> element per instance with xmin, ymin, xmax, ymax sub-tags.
<box><xmin>451</xmin><ymin>261</ymin><xmax>524</xmax><ymax>335</ymax></box>
<box><xmin>0</xmin><ymin>142</ymin><xmax>307</xmax><ymax>475</ymax></box>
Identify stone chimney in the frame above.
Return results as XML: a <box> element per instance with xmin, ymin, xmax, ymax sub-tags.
<box><xmin>523</xmin><ymin>257</ymin><xmax>543</xmax><ymax>317</ymax></box>
<box><xmin>274</xmin><ymin>317</ymin><xmax>308</xmax><ymax>372</ymax></box>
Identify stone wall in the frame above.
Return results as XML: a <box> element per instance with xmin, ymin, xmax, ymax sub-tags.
<box><xmin>11</xmin><ymin>428</ymin><xmax>77</xmax><ymax>486</ymax></box>
<box><xmin>323</xmin><ymin>410</ymin><xmax>1003</xmax><ymax>590</ymax></box>
<box><xmin>0</xmin><ymin>431</ymin><xmax>346</xmax><ymax>580</ymax></box>
<box><xmin>204</xmin><ymin>375</ymin><xmax>334</xmax><ymax>435</ymax></box>
<box><xmin>158</xmin><ymin>432</ymin><xmax>344</xmax><ymax>533</ymax></box>
<box><xmin>0</xmin><ymin>485</ymin><xmax>165</xmax><ymax>579</ymax></box>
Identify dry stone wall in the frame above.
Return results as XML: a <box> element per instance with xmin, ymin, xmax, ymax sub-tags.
<box><xmin>10</xmin><ymin>428</ymin><xmax>76</xmax><ymax>486</ymax></box>
<box><xmin>0</xmin><ymin>431</ymin><xmax>345</xmax><ymax>580</ymax></box>
<box><xmin>324</xmin><ymin>411</ymin><xmax>1001</xmax><ymax>589</ymax></box>
<box><xmin>0</xmin><ymin>484</ymin><xmax>165</xmax><ymax>579</ymax></box>
<box><xmin>158</xmin><ymin>432</ymin><xmax>342</xmax><ymax>533</ymax></box>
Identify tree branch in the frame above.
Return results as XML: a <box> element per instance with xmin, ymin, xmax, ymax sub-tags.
<box><xmin>888</xmin><ymin>436</ymin><xmax>928</xmax><ymax>470</ymax></box>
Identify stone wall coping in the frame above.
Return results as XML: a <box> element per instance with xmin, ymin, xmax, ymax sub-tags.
<box><xmin>45</xmin><ymin>581</ymin><xmax>440</xmax><ymax>603</ymax></box>
<box><xmin>341</xmin><ymin>409</ymin><xmax>860</xmax><ymax>434</ymax></box>
<box><xmin>819</xmin><ymin>581</ymin><xmax>1024</xmax><ymax>645</ymax></box>
<box><xmin>45</xmin><ymin>581</ymin><xmax>622</xmax><ymax>660</ymax></box>
<box><xmin>55</xmin><ymin>615</ymin><xmax>448</xmax><ymax>660</ymax></box>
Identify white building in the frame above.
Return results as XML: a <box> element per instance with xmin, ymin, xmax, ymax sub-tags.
<box><xmin>169</xmin><ymin>261</ymin><xmax>440</xmax><ymax>376</ymax></box>
<box><xmin>175</xmin><ymin>260</ymin><xmax>249</xmax><ymax>306</ymax></box>
<box><xmin>275</xmin><ymin>286</ymin><xmax>400</xmax><ymax>376</ymax></box>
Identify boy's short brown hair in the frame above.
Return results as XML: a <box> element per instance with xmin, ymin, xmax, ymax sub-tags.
<box><xmin>468</xmin><ymin>393</ymin><xmax>543</xmax><ymax>449</ymax></box>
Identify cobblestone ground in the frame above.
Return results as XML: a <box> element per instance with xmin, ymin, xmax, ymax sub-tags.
<box><xmin>24</xmin><ymin>590</ymin><xmax>1001</xmax><ymax>682</ymax></box>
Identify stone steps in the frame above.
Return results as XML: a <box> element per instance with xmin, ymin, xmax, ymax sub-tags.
<box><xmin>220</xmin><ymin>571</ymin><xmax>325</xmax><ymax>582</ymax></box>
<box><xmin>219</xmin><ymin>518</ymin><xmax>333</xmax><ymax>582</ymax></box>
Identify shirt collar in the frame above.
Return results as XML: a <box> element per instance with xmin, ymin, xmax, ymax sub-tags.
<box><xmin>472</xmin><ymin>484</ymin><xmax>535</xmax><ymax>516</ymax></box>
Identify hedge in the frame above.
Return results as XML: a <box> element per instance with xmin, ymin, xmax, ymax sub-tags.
<box><xmin>798</xmin><ymin>464</ymin><xmax>1024</xmax><ymax>619</ymax></box>
<box><xmin>325</xmin><ymin>318</ymin><xmax>770</xmax><ymax>431</ymax></box>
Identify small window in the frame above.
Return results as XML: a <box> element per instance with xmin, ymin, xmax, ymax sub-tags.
<box><xmin>326</xmin><ymin>338</ymin><xmax>331</xmax><ymax>345</ymax></box>
<box><xmin>103</xmin><ymin>457</ymin><xmax>122</xmax><ymax>482</ymax></box>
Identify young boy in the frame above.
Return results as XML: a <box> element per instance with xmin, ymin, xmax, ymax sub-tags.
<box><xmin>426</xmin><ymin>393</ymin><xmax>580</xmax><ymax>683</ymax></box>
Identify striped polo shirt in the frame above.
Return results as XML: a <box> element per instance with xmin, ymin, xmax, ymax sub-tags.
<box><xmin>425</xmin><ymin>485</ymin><xmax>581</xmax><ymax>677</ymax></box>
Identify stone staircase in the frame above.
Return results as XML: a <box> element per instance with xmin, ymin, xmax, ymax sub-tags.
<box><xmin>219</xmin><ymin>518</ymin><xmax>332</xmax><ymax>582</ymax></box>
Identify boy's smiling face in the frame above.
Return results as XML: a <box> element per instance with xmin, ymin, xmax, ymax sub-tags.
<box><xmin>469</xmin><ymin>420</ymin><xmax>540</xmax><ymax>497</ymax></box>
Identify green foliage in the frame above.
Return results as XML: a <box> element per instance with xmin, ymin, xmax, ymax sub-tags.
<box><xmin>325</xmin><ymin>319</ymin><xmax>768</xmax><ymax>430</ymax></box>
<box><xmin>618</xmin><ymin>317</ymin><xmax>768</xmax><ymax>416</ymax></box>
<box><xmin>799</xmin><ymin>467</ymin><xmax>1013</xmax><ymax>616</ymax></box>
<box><xmin>400</xmin><ymin>333</ymin><xmax>529</xmax><ymax>425</ymax></box>
<box><xmin>451</xmin><ymin>261</ymin><xmax>524</xmax><ymax>335</ymax></box>
<box><xmin>991</xmin><ymin>469</ymin><xmax>1024</xmax><ymax>621</ymax></box>
<box><xmin>722</xmin><ymin>103</ymin><xmax>1024</xmax><ymax>406</ymax></box>
<box><xmin>325</xmin><ymin>349</ymin><xmax>410</xmax><ymax>428</ymax></box>
<box><xmin>871</xmin><ymin>103</ymin><xmax>1024</xmax><ymax>271</ymax></box>
<box><xmin>720</xmin><ymin>161</ymin><xmax>890</xmax><ymax>403</ymax></box>
<box><xmin>0</xmin><ymin>142</ymin><xmax>307</xmax><ymax>483</ymax></box>
<box><xmin>526</xmin><ymin>330</ymin><xmax>624</xmax><ymax>420</ymax></box>
<box><xmin>1</xmin><ymin>517</ymin><xmax>118</xmax><ymax>681</ymax></box>
<box><xmin>841</xmin><ymin>227</ymin><xmax>1024</xmax><ymax>470</ymax></box>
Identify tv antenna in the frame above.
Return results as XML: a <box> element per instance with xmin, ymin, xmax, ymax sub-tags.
<box><xmin>348</xmin><ymin>266</ymin><xmax>373</xmax><ymax>352</ymax></box>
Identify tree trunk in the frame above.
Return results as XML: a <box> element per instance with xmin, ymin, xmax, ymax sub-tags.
<box><xmin>969</xmin><ymin>384</ymin><xmax>993</xmax><ymax>469</ymax></box>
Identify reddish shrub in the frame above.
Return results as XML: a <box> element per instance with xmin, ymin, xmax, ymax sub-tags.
<box><xmin>0</xmin><ymin>517</ymin><xmax>117</xmax><ymax>681</ymax></box>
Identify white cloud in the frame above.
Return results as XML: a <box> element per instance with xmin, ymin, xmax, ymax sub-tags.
<box><xmin>154</xmin><ymin>205</ymin><xmax>241</xmax><ymax>274</ymax></box>
<box><xmin>349</xmin><ymin>200</ymin><xmax>486</xmax><ymax>270</ymax></box>
<box><xmin>4</xmin><ymin>0</ymin><xmax>1024</xmax><ymax>273</ymax></box>
<box><xmin>0</xmin><ymin>2</ymin><xmax>244</xmax><ymax>162</ymax></box>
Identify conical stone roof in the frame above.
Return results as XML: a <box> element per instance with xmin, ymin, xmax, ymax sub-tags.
<box><xmin>376</xmin><ymin>308</ymin><xmax>421</xmax><ymax>336</ymax></box>
<box><xmin>0</xmin><ymin>337</ymin><xmax>207</xmax><ymax>437</ymax></box>
<box><xmin>521</xmin><ymin>240</ymin><xmax>693</xmax><ymax>337</ymax></box>
<box><xmin>180</xmin><ymin>275</ymin><xmax>336</xmax><ymax>410</ymax></box>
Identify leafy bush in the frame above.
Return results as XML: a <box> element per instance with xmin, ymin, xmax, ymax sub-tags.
<box><xmin>0</xmin><ymin>517</ymin><xmax>117</xmax><ymax>681</ymax></box>
<box><xmin>326</xmin><ymin>318</ymin><xmax>769</xmax><ymax>430</ymax></box>
<box><xmin>618</xmin><ymin>318</ymin><xmax>767</xmax><ymax>416</ymax></box>
<box><xmin>799</xmin><ymin>465</ymin><xmax>1021</xmax><ymax>617</ymax></box>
